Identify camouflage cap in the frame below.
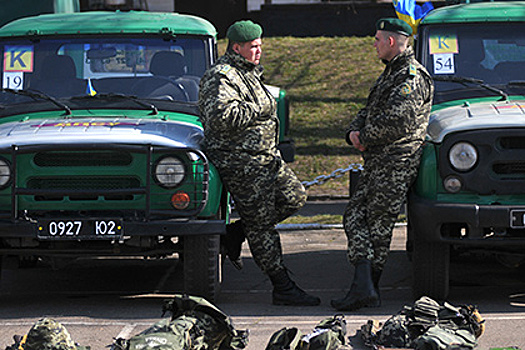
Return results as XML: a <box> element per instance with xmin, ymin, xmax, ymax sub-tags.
<box><xmin>226</xmin><ymin>20</ymin><xmax>262</xmax><ymax>42</ymax></box>
<box><xmin>376</xmin><ymin>18</ymin><xmax>413</xmax><ymax>36</ymax></box>
<box><xmin>24</xmin><ymin>318</ymin><xmax>77</xmax><ymax>350</ymax></box>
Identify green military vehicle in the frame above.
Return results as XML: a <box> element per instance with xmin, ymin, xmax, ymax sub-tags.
<box><xmin>0</xmin><ymin>11</ymin><xmax>293</xmax><ymax>301</ymax></box>
<box><xmin>409</xmin><ymin>1</ymin><xmax>525</xmax><ymax>299</ymax></box>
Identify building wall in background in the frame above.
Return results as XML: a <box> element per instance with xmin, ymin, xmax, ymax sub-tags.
<box><xmin>0</xmin><ymin>0</ymin><xmax>422</xmax><ymax>39</ymax></box>
<box><xmin>247</xmin><ymin>0</ymin><xmax>321</xmax><ymax>12</ymax></box>
<box><xmin>0</xmin><ymin>0</ymin><xmax>79</xmax><ymax>27</ymax></box>
<box><xmin>148</xmin><ymin>0</ymin><xmax>174</xmax><ymax>11</ymax></box>
<box><xmin>252</xmin><ymin>2</ymin><xmax>398</xmax><ymax>37</ymax></box>
<box><xmin>175</xmin><ymin>0</ymin><xmax>246</xmax><ymax>37</ymax></box>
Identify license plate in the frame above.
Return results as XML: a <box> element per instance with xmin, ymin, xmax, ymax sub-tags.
<box><xmin>37</xmin><ymin>219</ymin><xmax>123</xmax><ymax>239</ymax></box>
<box><xmin>510</xmin><ymin>210</ymin><xmax>525</xmax><ymax>228</ymax></box>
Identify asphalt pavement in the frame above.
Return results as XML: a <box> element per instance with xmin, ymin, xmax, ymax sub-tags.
<box><xmin>0</xmin><ymin>201</ymin><xmax>524</xmax><ymax>349</ymax></box>
<box><xmin>295</xmin><ymin>198</ymin><xmax>349</xmax><ymax>217</ymax></box>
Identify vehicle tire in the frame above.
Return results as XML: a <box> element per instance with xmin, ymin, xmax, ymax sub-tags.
<box><xmin>183</xmin><ymin>234</ymin><xmax>222</xmax><ymax>302</ymax></box>
<box><xmin>412</xmin><ymin>238</ymin><xmax>450</xmax><ymax>301</ymax></box>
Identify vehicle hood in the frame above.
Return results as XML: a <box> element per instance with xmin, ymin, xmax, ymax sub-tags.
<box><xmin>428</xmin><ymin>100</ymin><xmax>525</xmax><ymax>143</ymax></box>
<box><xmin>0</xmin><ymin>117</ymin><xmax>204</xmax><ymax>149</ymax></box>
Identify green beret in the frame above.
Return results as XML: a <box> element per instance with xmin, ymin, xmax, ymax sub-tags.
<box><xmin>226</xmin><ymin>20</ymin><xmax>262</xmax><ymax>42</ymax></box>
<box><xmin>376</xmin><ymin>18</ymin><xmax>413</xmax><ymax>36</ymax></box>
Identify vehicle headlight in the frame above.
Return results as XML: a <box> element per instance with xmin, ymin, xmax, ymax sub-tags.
<box><xmin>449</xmin><ymin>142</ymin><xmax>478</xmax><ymax>171</ymax></box>
<box><xmin>0</xmin><ymin>158</ymin><xmax>11</xmax><ymax>188</ymax></box>
<box><xmin>154</xmin><ymin>156</ymin><xmax>185</xmax><ymax>188</ymax></box>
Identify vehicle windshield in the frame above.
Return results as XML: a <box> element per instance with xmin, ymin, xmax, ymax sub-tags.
<box><xmin>0</xmin><ymin>36</ymin><xmax>209</xmax><ymax>106</ymax></box>
<box><xmin>418</xmin><ymin>23</ymin><xmax>525</xmax><ymax>103</ymax></box>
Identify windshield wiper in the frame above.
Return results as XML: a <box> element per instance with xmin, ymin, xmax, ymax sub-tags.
<box><xmin>0</xmin><ymin>88</ymin><xmax>72</xmax><ymax>115</ymax></box>
<box><xmin>433</xmin><ymin>75</ymin><xmax>508</xmax><ymax>101</ymax></box>
<box><xmin>72</xmin><ymin>93</ymin><xmax>158</xmax><ymax>115</ymax></box>
<box><xmin>507</xmin><ymin>81</ymin><xmax>525</xmax><ymax>87</ymax></box>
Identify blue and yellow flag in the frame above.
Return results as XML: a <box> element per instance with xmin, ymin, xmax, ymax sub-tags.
<box><xmin>86</xmin><ymin>78</ymin><xmax>97</xmax><ymax>96</ymax></box>
<box><xmin>393</xmin><ymin>0</ymin><xmax>433</xmax><ymax>35</ymax></box>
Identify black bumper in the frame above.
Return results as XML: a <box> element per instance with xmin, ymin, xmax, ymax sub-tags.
<box><xmin>408</xmin><ymin>192</ymin><xmax>525</xmax><ymax>246</ymax></box>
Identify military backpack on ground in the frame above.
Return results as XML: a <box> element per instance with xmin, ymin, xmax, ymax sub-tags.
<box><xmin>111</xmin><ymin>294</ymin><xmax>248</xmax><ymax>350</ymax></box>
<box><xmin>360</xmin><ymin>296</ymin><xmax>485</xmax><ymax>350</ymax></box>
<box><xmin>5</xmin><ymin>318</ymin><xmax>90</xmax><ymax>350</ymax></box>
<box><xmin>265</xmin><ymin>314</ymin><xmax>349</xmax><ymax>350</ymax></box>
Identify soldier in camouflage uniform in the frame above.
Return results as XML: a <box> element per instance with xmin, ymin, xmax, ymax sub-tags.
<box><xmin>198</xmin><ymin>20</ymin><xmax>320</xmax><ymax>306</ymax></box>
<box><xmin>331</xmin><ymin>18</ymin><xmax>434</xmax><ymax>311</ymax></box>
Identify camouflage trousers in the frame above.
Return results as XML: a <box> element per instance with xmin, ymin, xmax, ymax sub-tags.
<box><xmin>208</xmin><ymin>150</ymin><xmax>307</xmax><ymax>275</ymax></box>
<box><xmin>344</xmin><ymin>152</ymin><xmax>421</xmax><ymax>272</ymax></box>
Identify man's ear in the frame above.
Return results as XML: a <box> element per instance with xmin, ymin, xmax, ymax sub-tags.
<box><xmin>388</xmin><ymin>35</ymin><xmax>396</xmax><ymax>47</ymax></box>
<box><xmin>232</xmin><ymin>43</ymin><xmax>240</xmax><ymax>54</ymax></box>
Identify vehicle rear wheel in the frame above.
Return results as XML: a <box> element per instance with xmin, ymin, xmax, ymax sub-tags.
<box><xmin>412</xmin><ymin>238</ymin><xmax>450</xmax><ymax>301</ymax></box>
<box><xmin>183</xmin><ymin>234</ymin><xmax>222</xmax><ymax>302</ymax></box>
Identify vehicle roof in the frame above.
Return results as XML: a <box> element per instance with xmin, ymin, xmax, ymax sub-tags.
<box><xmin>0</xmin><ymin>11</ymin><xmax>217</xmax><ymax>38</ymax></box>
<box><xmin>422</xmin><ymin>1</ymin><xmax>525</xmax><ymax>25</ymax></box>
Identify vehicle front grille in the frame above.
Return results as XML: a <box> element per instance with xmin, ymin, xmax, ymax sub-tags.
<box><xmin>493</xmin><ymin>162</ymin><xmax>525</xmax><ymax>175</ymax></box>
<box><xmin>440</xmin><ymin>129</ymin><xmax>525</xmax><ymax>194</ymax></box>
<box><xmin>500</xmin><ymin>136</ymin><xmax>525</xmax><ymax>150</ymax></box>
<box><xmin>34</xmin><ymin>151</ymin><xmax>132</xmax><ymax>166</ymax></box>
<box><xmin>27</xmin><ymin>176</ymin><xmax>141</xmax><ymax>190</ymax></box>
<box><xmin>4</xmin><ymin>144</ymin><xmax>210</xmax><ymax>220</ymax></box>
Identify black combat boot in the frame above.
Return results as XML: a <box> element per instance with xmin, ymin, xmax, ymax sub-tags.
<box><xmin>330</xmin><ymin>259</ymin><xmax>379</xmax><ymax>311</ymax></box>
<box><xmin>222</xmin><ymin>220</ymin><xmax>245</xmax><ymax>270</ymax></box>
<box><xmin>370</xmin><ymin>268</ymin><xmax>382</xmax><ymax>307</ymax></box>
<box><xmin>269</xmin><ymin>269</ymin><xmax>321</xmax><ymax>306</ymax></box>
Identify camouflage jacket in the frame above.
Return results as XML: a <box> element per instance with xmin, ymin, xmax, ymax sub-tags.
<box><xmin>347</xmin><ymin>46</ymin><xmax>434</xmax><ymax>159</ymax></box>
<box><xmin>198</xmin><ymin>49</ymin><xmax>279</xmax><ymax>156</ymax></box>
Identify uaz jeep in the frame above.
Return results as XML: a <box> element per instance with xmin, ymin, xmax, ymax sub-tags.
<box><xmin>409</xmin><ymin>1</ymin><xmax>525</xmax><ymax>299</ymax></box>
<box><xmin>0</xmin><ymin>11</ymin><xmax>292</xmax><ymax>301</ymax></box>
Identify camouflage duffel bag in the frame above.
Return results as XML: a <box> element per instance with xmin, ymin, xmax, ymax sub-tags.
<box><xmin>111</xmin><ymin>294</ymin><xmax>249</xmax><ymax>350</ymax></box>
<box><xmin>111</xmin><ymin>317</ymin><xmax>199</xmax><ymax>350</ymax></box>
<box><xmin>360</xmin><ymin>296</ymin><xmax>485</xmax><ymax>349</ymax></box>
<box><xmin>266</xmin><ymin>314</ymin><xmax>348</xmax><ymax>350</ymax></box>
<box><xmin>412</xmin><ymin>325</ymin><xmax>477</xmax><ymax>350</ymax></box>
<box><xmin>5</xmin><ymin>318</ymin><xmax>90</xmax><ymax>350</ymax></box>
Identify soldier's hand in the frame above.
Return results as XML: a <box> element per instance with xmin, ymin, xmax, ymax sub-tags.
<box><xmin>349</xmin><ymin>131</ymin><xmax>366</xmax><ymax>151</ymax></box>
<box><xmin>259</xmin><ymin>99</ymin><xmax>276</xmax><ymax>119</ymax></box>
